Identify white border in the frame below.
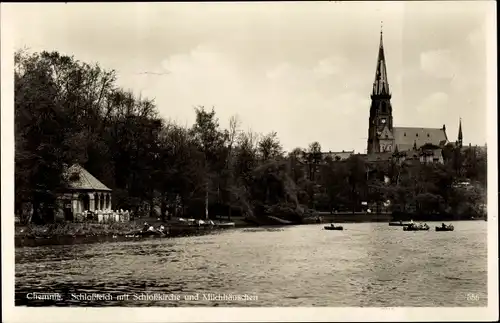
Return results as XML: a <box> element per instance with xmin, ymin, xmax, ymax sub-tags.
<box><xmin>2</xmin><ymin>2</ymin><xmax>498</xmax><ymax>322</ymax></box>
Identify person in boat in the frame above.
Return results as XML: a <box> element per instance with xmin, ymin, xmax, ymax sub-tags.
<box><xmin>147</xmin><ymin>225</ymin><xmax>155</xmax><ymax>232</ymax></box>
<box><xmin>142</xmin><ymin>222</ymin><xmax>150</xmax><ymax>232</ymax></box>
<box><xmin>441</xmin><ymin>223</ymin><xmax>446</xmax><ymax>228</ymax></box>
<box><xmin>158</xmin><ymin>225</ymin><xmax>165</xmax><ymax>233</ymax></box>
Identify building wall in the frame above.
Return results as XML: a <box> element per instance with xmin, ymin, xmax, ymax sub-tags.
<box><xmin>379</xmin><ymin>139</ymin><xmax>394</xmax><ymax>152</ymax></box>
<box><xmin>55</xmin><ymin>191</ymin><xmax>113</xmax><ymax>222</ymax></box>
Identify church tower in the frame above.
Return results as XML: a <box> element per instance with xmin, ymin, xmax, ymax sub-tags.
<box><xmin>367</xmin><ymin>27</ymin><xmax>394</xmax><ymax>154</ymax></box>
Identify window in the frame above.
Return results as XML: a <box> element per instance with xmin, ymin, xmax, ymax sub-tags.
<box><xmin>427</xmin><ymin>133</ymin><xmax>430</xmax><ymax>137</ymax></box>
<box><xmin>404</xmin><ymin>132</ymin><xmax>406</xmax><ymax>136</ymax></box>
<box><xmin>416</xmin><ymin>133</ymin><xmax>419</xmax><ymax>137</ymax></box>
<box><xmin>385</xmin><ymin>134</ymin><xmax>388</xmax><ymax>139</ymax></box>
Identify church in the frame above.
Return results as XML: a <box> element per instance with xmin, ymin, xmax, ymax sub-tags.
<box><xmin>365</xmin><ymin>29</ymin><xmax>460</xmax><ymax>163</ymax></box>
<box><xmin>322</xmin><ymin>29</ymin><xmax>465</xmax><ymax>165</ymax></box>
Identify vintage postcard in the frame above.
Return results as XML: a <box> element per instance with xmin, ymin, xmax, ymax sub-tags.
<box><xmin>1</xmin><ymin>1</ymin><xmax>498</xmax><ymax>322</ymax></box>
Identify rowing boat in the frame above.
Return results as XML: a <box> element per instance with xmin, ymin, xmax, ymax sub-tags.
<box><xmin>436</xmin><ymin>225</ymin><xmax>454</xmax><ymax>232</ymax></box>
<box><xmin>324</xmin><ymin>225</ymin><xmax>343</xmax><ymax>231</ymax></box>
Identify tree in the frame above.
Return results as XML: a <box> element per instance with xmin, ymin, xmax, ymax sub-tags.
<box><xmin>345</xmin><ymin>155</ymin><xmax>367</xmax><ymax>213</ymax></box>
<box><xmin>220</xmin><ymin>115</ymin><xmax>241</xmax><ymax>220</ymax></box>
<box><xmin>306</xmin><ymin>141</ymin><xmax>322</xmax><ymax>181</ymax></box>
<box><xmin>191</xmin><ymin>106</ymin><xmax>228</xmax><ymax>219</ymax></box>
<box><xmin>155</xmin><ymin>122</ymin><xmax>205</xmax><ymax>220</ymax></box>
<box><xmin>318</xmin><ymin>158</ymin><xmax>350</xmax><ymax>212</ymax></box>
<box><xmin>257</xmin><ymin>131</ymin><xmax>283</xmax><ymax>161</ymax></box>
<box><xmin>288</xmin><ymin>147</ymin><xmax>306</xmax><ymax>183</ymax></box>
<box><xmin>15</xmin><ymin>51</ymin><xmax>77</xmax><ymax>223</ymax></box>
<box><xmin>16</xmin><ymin>49</ymin><xmax>487</xmax><ymax>225</ymax></box>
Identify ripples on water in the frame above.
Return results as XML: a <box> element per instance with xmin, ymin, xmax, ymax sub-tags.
<box><xmin>15</xmin><ymin>221</ymin><xmax>487</xmax><ymax>307</ymax></box>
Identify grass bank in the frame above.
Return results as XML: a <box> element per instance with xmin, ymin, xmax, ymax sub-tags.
<box><xmin>15</xmin><ymin>216</ymin><xmax>254</xmax><ymax>240</ymax></box>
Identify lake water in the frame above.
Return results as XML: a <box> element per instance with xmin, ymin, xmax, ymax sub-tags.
<box><xmin>15</xmin><ymin>221</ymin><xmax>488</xmax><ymax>307</ymax></box>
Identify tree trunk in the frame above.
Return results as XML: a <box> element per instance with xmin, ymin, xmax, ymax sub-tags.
<box><xmin>160</xmin><ymin>195</ymin><xmax>167</xmax><ymax>222</ymax></box>
<box><xmin>352</xmin><ymin>186</ymin><xmax>356</xmax><ymax>214</ymax></box>
<box><xmin>149</xmin><ymin>198</ymin><xmax>154</xmax><ymax>218</ymax></box>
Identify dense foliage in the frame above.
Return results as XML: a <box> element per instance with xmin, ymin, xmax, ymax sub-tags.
<box><xmin>15</xmin><ymin>50</ymin><xmax>487</xmax><ymax>224</ymax></box>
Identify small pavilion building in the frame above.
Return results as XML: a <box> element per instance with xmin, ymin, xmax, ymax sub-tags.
<box><xmin>56</xmin><ymin>164</ymin><xmax>113</xmax><ymax>222</ymax></box>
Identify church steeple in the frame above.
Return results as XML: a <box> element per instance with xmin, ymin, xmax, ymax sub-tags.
<box><xmin>372</xmin><ymin>24</ymin><xmax>391</xmax><ymax>97</ymax></box>
<box><xmin>457</xmin><ymin>118</ymin><xmax>463</xmax><ymax>147</ymax></box>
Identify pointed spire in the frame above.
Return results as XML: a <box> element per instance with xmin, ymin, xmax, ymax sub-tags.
<box><xmin>372</xmin><ymin>23</ymin><xmax>390</xmax><ymax>96</ymax></box>
<box><xmin>393</xmin><ymin>144</ymin><xmax>399</xmax><ymax>157</ymax></box>
<box><xmin>457</xmin><ymin>117</ymin><xmax>463</xmax><ymax>148</ymax></box>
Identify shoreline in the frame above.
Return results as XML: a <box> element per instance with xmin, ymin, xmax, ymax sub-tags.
<box><xmin>15</xmin><ymin>215</ymin><xmax>484</xmax><ymax>239</ymax></box>
<box><xmin>14</xmin><ymin>217</ymin><xmax>486</xmax><ymax>248</ymax></box>
<box><xmin>14</xmin><ymin>221</ymin><xmax>250</xmax><ymax>248</ymax></box>
<box><xmin>15</xmin><ymin>218</ymin><xmax>250</xmax><ymax>238</ymax></box>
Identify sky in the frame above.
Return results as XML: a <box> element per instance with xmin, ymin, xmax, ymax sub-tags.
<box><xmin>3</xmin><ymin>1</ymin><xmax>495</xmax><ymax>153</ymax></box>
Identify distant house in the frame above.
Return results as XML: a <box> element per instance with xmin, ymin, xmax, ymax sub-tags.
<box><xmin>56</xmin><ymin>164</ymin><xmax>112</xmax><ymax>222</ymax></box>
<box><xmin>390</xmin><ymin>143</ymin><xmax>444</xmax><ymax>165</ymax></box>
<box><xmin>418</xmin><ymin>144</ymin><xmax>444</xmax><ymax>164</ymax></box>
<box><xmin>322</xmin><ymin>150</ymin><xmax>354</xmax><ymax>161</ymax></box>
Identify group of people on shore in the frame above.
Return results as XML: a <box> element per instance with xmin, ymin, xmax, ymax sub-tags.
<box><xmin>142</xmin><ymin>222</ymin><xmax>166</xmax><ymax>234</ymax></box>
<box><xmin>82</xmin><ymin>209</ymin><xmax>131</xmax><ymax>223</ymax></box>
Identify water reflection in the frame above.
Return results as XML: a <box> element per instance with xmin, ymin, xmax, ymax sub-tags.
<box><xmin>16</xmin><ymin>221</ymin><xmax>488</xmax><ymax>307</ymax></box>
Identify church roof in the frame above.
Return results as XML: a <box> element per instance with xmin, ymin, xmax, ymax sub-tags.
<box><xmin>64</xmin><ymin>164</ymin><xmax>112</xmax><ymax>191</ymax></box>
<box><xmin>322</xmin><ymin>150</ymin><xmax>354</xmax><ymax>161</ymax></box>
<box><xmin>393</xmin><ymin>127</ymin><xmax>448</xmax><ymax>151</ymax></box>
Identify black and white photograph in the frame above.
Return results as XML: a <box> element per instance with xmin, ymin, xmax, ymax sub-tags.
<box><xmin>1</xmin><ymin>1</ymin><xmax>497</xmax><ymax>322</ymax></box>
